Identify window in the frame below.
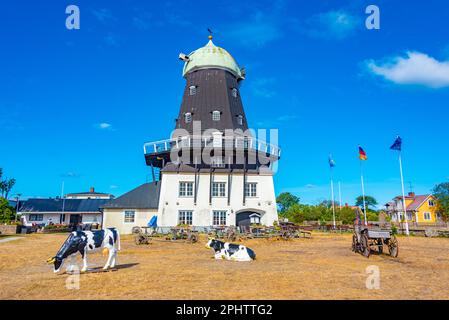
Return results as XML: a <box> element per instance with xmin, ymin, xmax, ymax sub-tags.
<box><xmin>237</xmin><ymin>115</ymin><xmax>243</xmax><ymax>125</ymax></box>
<box><xmin>245</xmin><ymin>182</ymin><xmax>257</xmax><ymax>197</ymax></box>
<box><xmin>212</xmin><ymin>110</ymin><xmax>221</xmax><ymax>121</ymax></box>
<box><xmin>184</xmin><ymin>112</ymin><xmax>192</xmax><ymax>123</ymax></box>
<box><xmin>179</xmin><ymin>211</ymin><xmax>193</xmax><ymax>225</ymax></box>
<box><xmin>124</xmin><ymin>211</ymin><xmax>135</xmax><ymax>223</ymax></box>
<box><xmin>211</xmin><ymin>156</ymin><xmax>225</xmax><ymax>168</ymax></box>
<box><xmin>232</xmin><ymin>88</ymin><xmax>238</xmax><ymax>98</ymax></box>
<box><xmin>179</xmin><ymin>182</ymin><xmax>194</xmax><ymax>197</ymax></box>
<box><xmin>213</xmin><ymin>211</ymin><xmax>227</xmax><ymax>226</ymax></box>
<box><xmin>212</xmin><ymin>182</ymin><xmax>226</xmax><ymax>197</ymax></box>
<box><xmin>424</xmin><ymin>212</ymin><xmax>432</xmax><ymax>220</ymax></box>
<box><xmin>428</xmin><ymin>200</ymin><xmax>435</xmax><ymax>207</ymax></box>
<box><xmin>29</xmin><ymin>214</ymin><xmax>43</xmax><ymax>221</ymax></box>
<box><xmin>189</xmin><ymin>86</ymin><xmax>197</xmax><ymax>95</ymax></box>
<box><xmin>250</xmin><ymin>213</ymin><xmax>261</xmax><ymax>225</ymax></box>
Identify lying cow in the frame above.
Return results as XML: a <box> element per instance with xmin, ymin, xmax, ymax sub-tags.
<box><xmin>206</xmin><ymin>238</ymin><xmax>256</xmax><ymax>262</ymax></box>
<box><xmin>47</xmin><ymin>228</ymin><xmax>120</xmax><ymax>273</ymax></box>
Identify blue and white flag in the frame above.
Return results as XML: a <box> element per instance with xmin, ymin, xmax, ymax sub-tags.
<box><xmin>328</xmin><ymin>155</ymin><xmax>336</xmax><ymax>168</ymax></box>
<box><xmin>390</xmin><ymin>136</ymin><xmax>402</xmax><ymax>151</ymax></box>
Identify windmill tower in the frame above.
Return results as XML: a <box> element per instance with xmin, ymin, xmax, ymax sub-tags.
<box><xmin>143</xmin><ymin>36</ymin><xmax>281</xmax><ymax>228</ymax></box>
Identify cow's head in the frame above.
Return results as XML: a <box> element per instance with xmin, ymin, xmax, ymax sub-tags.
<box><xmin>205</xmin><ymin>238</ymin><xmax>223</xmax><ymax>252</ymax></box>
<box><xmin>46</xmin><ymin>256</ymin><xmax>64</xmax><ymax>273</ymax></box>
<box><xmin>47</xmin><ymin>232</ymin><xmax>83</xmax><ymax>273</ymax></box>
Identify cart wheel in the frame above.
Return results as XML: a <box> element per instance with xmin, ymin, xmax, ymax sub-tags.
<box><xmin>361</xmin><ymin>234</ymin><xmax>370</xmax><ymax>258</ymax></box>
<box><xmin>134</xmin><ymin>234</ymin><xmax>143</xmax><ymax>245</ymax></box>
<box><xmin>132</xmin><ymin>226</ymin><xmax>142</xmax><ymax>234</ymax></box>
<box><xmin>376</xmin><ymin>239</ymin><xmax>383</xmax><ymax>254</ymax></box>
<box><xmin>352</xmin><ymin>233</ymin><xmax>357</xmax><ymax>252</ymax></box>
<box><xmin>388</xmin><ymin>235</ymin><xmax>399</xmax><ymax>257</ymax></box>
<box><xmin>281</xmin><ymin>231</ymin><xmax>291</xmax><ymax>240</ymax></box>
<box><xmin>166</xmin><ymin>233</ymin><xmax>176</xmax><ymax>241</ymax></box>
<box><xmin>188</xmin><ymin>233</ymin><xmax>198</xmax><ymax>243</ymax></box>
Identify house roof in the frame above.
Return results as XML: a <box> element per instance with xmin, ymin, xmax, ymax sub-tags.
<box><xmin>407</xmin><ymin>195</ymin><xmax>431</xmax><ymax>211</ymax></box>
<box><xmin>19</xmin><ymin>198</ymin><xmax>109</xmax><ymax>213</ymax></box>
<box><xmin>386</xmin><ymin>194</ymin><xmax>432</xmax><ymax>211</ymax></box>
<box><xmin>101</xmin><ymin>182</ymin><xmax>161</xmax><ymax>210</ymax></box>
<box><xmin>66</xmin><ymin>191</ymin><xmax>113</xmax><ymax>196</ymax></box>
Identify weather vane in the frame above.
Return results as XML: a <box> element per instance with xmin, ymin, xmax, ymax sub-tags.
<box><xmin>207</xmin><ymin>28</ymin><xmax>213</xmax><ymax>40</ymax></box>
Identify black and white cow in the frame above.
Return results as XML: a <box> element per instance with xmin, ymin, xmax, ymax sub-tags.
<box><xmin>47</xmin><ymin>228</ymin><xmax>120</xmax><ymax>273</ymax></box>
<box><xmin>205</xmin><ymin>238</ymin><xmax>256</xmax><ymax>262</ymax></box>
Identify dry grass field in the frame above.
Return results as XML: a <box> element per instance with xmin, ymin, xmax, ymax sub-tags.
<box><xmin>0</xmin><ymin>232</ymin><xmax>448</xmax><ymax>300</ymax></box>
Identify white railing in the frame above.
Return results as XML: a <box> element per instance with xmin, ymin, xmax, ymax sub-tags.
<box><xmin>143</xmin><ymin>135</ymin><xmax>281</xmax><ymax>158</ymax></box>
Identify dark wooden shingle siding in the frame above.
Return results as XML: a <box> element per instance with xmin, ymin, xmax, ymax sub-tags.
<box><xmin>176</xmin><ymin>69</ymin><xmax>248</xmax><ymax>134</ymax></box>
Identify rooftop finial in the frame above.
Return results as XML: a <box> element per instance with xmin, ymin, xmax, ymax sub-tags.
<box><xmin>207</xmin><ymin>27</ymin><xmax>213</xmax><ymax>40</ymax></box>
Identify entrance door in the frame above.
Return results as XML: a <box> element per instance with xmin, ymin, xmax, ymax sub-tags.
<box><xmin>69</xmin><ymin>214</ymin><xmax>81</xmax><ymax>225</ymax></box>
<box><xmin>236</xmin><ymin>212</ymin><xmax>261</xmax><ymax>229</ymax></box>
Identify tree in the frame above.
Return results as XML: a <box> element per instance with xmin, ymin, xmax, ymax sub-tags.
<box><xmin>276</xmin><ymin>192</ymin><xmax>300</xmax><ymax>216</ymax></box>
<box><xmin>433</xmin><ymin>182</ymin><xmax>449</xmax><ymax>222</ymax></box>
<box><xmin>355</xmin><ymin>195</ymin><xmax>378</xmax><ymax>210</ymax></box>
<box><xmin>0</xmin><ymin>197</ymin><xmax>15</xmax><ymax>224</ymax></box>
<box><xmin>338</xmin><ymin>207</ymin><xmax>358</xmax><ymax>225</ymax></box>
<box><xmin>0</xmin><ymin>168</ymin><xmax>16</xmax><ymax>199</ymax></box>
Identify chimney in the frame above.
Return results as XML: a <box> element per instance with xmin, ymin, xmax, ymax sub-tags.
<box><xmin>408</xmin><ymin>192</ymin><xmax>415</xmax><ymax>197</ymax></box>
<box><xmin>90</xmin><ymin>187</ymin><xmax>95</xmax><ymax>193</ymax></box>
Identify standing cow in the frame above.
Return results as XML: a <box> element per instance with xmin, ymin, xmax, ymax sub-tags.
<box><xmin>47</xmin><ymin>228</ymin><xmax>120</xmax><ymax>273</ymax></box>
<box><xmin>206</xmin><ymin>238</ymin><xmax>256</xmax><ymax>262</ymax></box>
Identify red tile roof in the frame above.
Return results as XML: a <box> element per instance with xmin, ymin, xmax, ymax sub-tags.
<box><xmin>406</xmin><ymin>195</ymin><xmax>430</xmax><ymax>211</ymax></box>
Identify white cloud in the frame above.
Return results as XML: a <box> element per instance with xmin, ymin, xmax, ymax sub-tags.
<box><xmin>305</xmin><ymin>10</ymin><xmax>360</xmax><ymax>40</ymax></box>
<box><xmin>367</xmin><ymin>51</ymin><xmax>449</xmax><ymax>88</ymax></box>
<box><xmin>92</xmin><ymin>8</ymin><xmax>116</xmax><ymax>24</ymax></box>
<box><xmin>95</xmin><ymin>122</ymin><xmax>114</xmax><ymax>130</ymax></box>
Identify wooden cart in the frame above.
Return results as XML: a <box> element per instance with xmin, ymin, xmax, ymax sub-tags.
<box><xmin>352</xmin><ymin>224</ymin><xmax>398</xmax><ymax>258</ymax></box>
<box><xmin>166</xmin><ymin>226</ymin><xmax>199</xmax><ymax>243</ymax></box>
<box><xmin>132</xmin><ymin>226</ymin><xmax>198</xmax><ymax>245</ymax></box>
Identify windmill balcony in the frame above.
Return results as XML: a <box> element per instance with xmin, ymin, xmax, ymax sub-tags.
<box><xmin>143</xmin><ymin>135</ymin><xmax>281</xmax><ymax>168</ymax></box>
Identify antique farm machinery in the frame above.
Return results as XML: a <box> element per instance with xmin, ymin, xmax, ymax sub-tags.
<box><xmin>352</xmin><ymin>218</ymin><xmax>398</xmax><ymax>258</ymax></box>
<box><xmin>132</xmin><ymin>226</ymin><xmax>198</xmax><ymax>245</ymax></box>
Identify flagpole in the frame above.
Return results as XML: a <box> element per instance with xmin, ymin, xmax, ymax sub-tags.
<box><xmin>398</xmin><ymin>151</ymin><xmax>410</xmax><ymax>236</ymax></box>
<box><xmin>330</xmin><ymin>166</ymin><xmax>336</xmax><ymax>229</ymax></box>
<box><xmin>61</xmin><ymin>181</ymin><xmax>65</xmax><ymax>225</ymax></box>
<box><xmin>338</xmin><ymin>181</ymin><xmax>342</xmax><ymax>210</ymax></box>
<box><xmin>360</xmin><ymin>160</ymin><xmax>368</xmax><ymax>226</ymax></box>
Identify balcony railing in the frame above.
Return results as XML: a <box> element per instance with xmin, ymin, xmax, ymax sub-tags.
<box><xmin>143</xmin><ymin>135</ymin><xmax>281</xmax><ymax>158</ymax></box>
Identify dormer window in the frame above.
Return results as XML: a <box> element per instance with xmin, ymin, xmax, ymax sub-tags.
<box><xmin>237</xmin><ymin>115</ymin><xmax>243</xmax><ymax>125</ymax></box>
<box><xmin>232</xmin><ymin>88</ymin><xmax>238</xmax><ymax>98</ymax></box>
<box><xmin>212</xmin><ymin>110</ymin><xmax>221</xmax><ymax>121</ymax></box>
<box><xmin>184</xmin><ymin>112</ymin><xmax>192</xmax><ymax>123</ymax></box>
<box><xmin>211</xmin><ymin>156</ymin><xmax>225</xmax><ymax>168</ymax></box>
<box><xmin>189</xmin><ymin>86</ymin><xmax>197</xmax><ymax>96</ymax></box>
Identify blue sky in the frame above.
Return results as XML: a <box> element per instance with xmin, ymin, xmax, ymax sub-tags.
<box><xmin>1</xmin><ymin>0</ymin><xmax>449</xmax><ymax>207</ymax></box>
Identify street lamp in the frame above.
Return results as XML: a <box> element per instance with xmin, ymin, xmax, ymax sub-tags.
<box><xmin>14</xmin><ymin>193</ymin><xmax>22</xmax><ymax>223</ymax></box>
